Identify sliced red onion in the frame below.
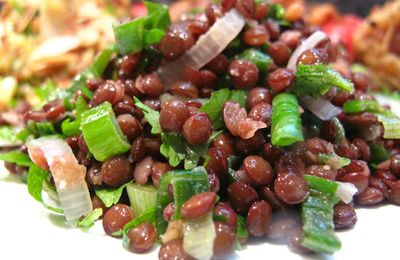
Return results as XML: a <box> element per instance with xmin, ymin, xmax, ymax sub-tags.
<box><xmin>287</xmin><ymin>31</ymin><xmax>328</xmax><ymax>71</ymax></box>
<box><xmin>302</xmin><ymin>96</ymin><xmax>342</xmax><ymax>121</ymax></box>
<box><xmin>27</xmin><ymin>137</ymin><xmax>92</xmax><ymax>226</ymax></box>
<box><xmin>336</xmin><ymin>181</ymin><xmax>357</xmax><ymax>204</ymax></box>
<box><xmin>157</xmin><ymin>9</ymin><xmax>245</xmax><ymax>87</ymax></box>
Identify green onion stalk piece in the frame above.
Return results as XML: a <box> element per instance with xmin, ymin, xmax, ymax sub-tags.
<box><xmin>239</xmin><ymin>49</ymin><xmax>272</xmax><ymax>75</ymax></box>
<box><xmin>81</xmin><ymin>102</ymin><xmax>130</xmax><ymax>162</ymax></box>
<box><xmin>369</xmin><ymin>143</ymin><xmax>390</xmax><ymax>163</ymax></box>
<box><xmin>271</xmin><ymin>93</ymin><xmax>304</xmax><ymax>146</ymax></box>
<box><xmin>343</xmin><ymin>100</ymin><xmax>400</xmax><ymax>139</ymax></box>
<box><xmin>301</xmin><ymin>175</ymin><xmax>341</xmax><ymax>254</ymax></box>
<box><xmin>126</xmin><ymin>183</ymin><xmax>157</xmax><ymax>216</ymax></box>
<box><xmin>156</xmin><ymin>167</ymin><xmax>210</xmax><ymax>237</ymax></box>
<box><xmin>316</xmin><ymin>153</ymin><xmax>351</xmax><ymax>170</ymax></box>
<box><xmin>301</xmin><ymin>175</ymin><xmax>357</xmax><ymax>254</ymax></box>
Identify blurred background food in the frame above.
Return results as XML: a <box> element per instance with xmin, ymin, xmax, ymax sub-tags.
<box><xmin>0</xmin><ymin>0</ymin><xmax>398</xmax><ymax>128</ymax></box>
<box><xmin>0</xmin><ymin>0</ymin><xmax>130</xmax><ymax>113</ymax></box>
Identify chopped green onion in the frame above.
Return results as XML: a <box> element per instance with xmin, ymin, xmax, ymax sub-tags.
<box><xmin>26</xmin><ymin>121</ymin><xmax>56</xmax><ymax>138</ymax></box>
<box><xmin>271</xmin><ymin>93</ymin><xmax>304</xmax><ymax>146</ymax></box>
<box><xmin>183</xmin><ymin>213</ymin><xmax>216</xmax><ymax>260</ymax></box>
<box><xmin>200</xmin><ymin>88</ymin><xmax>247</xmax><ymax>129</ymax></box>
<box><xmin>292</xmin><ymin>64</ymin><xmax>354</xmax><ymax>97</ymax></box>
<box><xmin>343</xmin><ymin>100</ymin><xmax>400</xmax><ymax>139</ymax></box>
<box><xmin>330</xmin><ymin>117</ymin><xmax>345</xmax><ymax>143</ymax></box>
<box><xmin>370</xmin><ymin>143</ymin><xmax>390</xmax><ymax>164</ymax></box>
<box><xmin>134</xmin><ymin>97</ymin><xmax>161</xmax><ymax>134</ymax></box>
<box><xmin>114</xmin><ymin>1</ymin><xmax>170</xmax><ymax>55</ymax></box>
<box><xmin>126</xmin><ymin>183</ymin><xmax>157</xmax><ymax>216</ymax></box>
<box><xmin>301</xmin><ymin>175</ymin><xmax>341</xmax><ymax>254</ymax></box>
<box><xmin>78</xmin><ymin>208</ymin><xmax>103</xmax><ymax>228</ymax></box>
<box><xmin>239</xmin><ymin>49</ymin><xmax>272</xmax><ymax>75</ymax></box>
<box><xmin>317</xmin><ymin>153</ymin><xmax>351</xmax><ymax>170</ymax></box>
<box><xmin>81</xmin><ymin>102</ymin><xmax>130</xmax><ymax>162</ymax></box>
<box><xmin>156</xmin><ymin>167</ymin><xmax>209</xmax><ymax>237</ymax></box>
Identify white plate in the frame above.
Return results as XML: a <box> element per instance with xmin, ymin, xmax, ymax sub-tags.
<box><xmin>1</xmin><ymin>95</ymin><xmax>399</xmax><ymax>260</ymax></box>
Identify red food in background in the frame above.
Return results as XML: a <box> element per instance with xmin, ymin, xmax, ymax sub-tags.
<box><xmin>322</xmin><ymin>15</ymin><xmax>362</xmax><ymax>61</ymax></box>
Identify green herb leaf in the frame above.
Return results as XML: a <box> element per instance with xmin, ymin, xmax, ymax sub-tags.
<box><xmin>292</xmin><ymin>64</ymin><xmax>354</xmax><ymax>97</ymax></box>
<box><xmin>370</xmin><ymin>143</ymin><xmax>390</xmax><ymax>164</ymax></box>
<box><xmin>27</xmin><ymin>165</ymin><xmax>63</xmax><ymax>213</ymax></box>
<box><xmin>0</xmin><ymin>151</ymin><xmax>32</xmax><ymax>167</ymax></box>
<box><xmin>343</xmin><ymin>100</ymin><xmax>400</xmax><ymax>139</ymax></box>
<box><xmin>268</xmin><ymin>3</ymin><xmax>285</xmax><ymax>20</ymax></box>
<box><xmin>134</xmin><ymin>97</ymin><xmax>161</xmax><ymax>134</ymax></box>
<box><xmin>114</xmin><ymin>2</ymin><xmax>170</xmax><ymax>55</ymax></box>
<box><xmin>94</xmin><ymin>181</ymin><xmax>132</xmax><ymax>208</ymax></box>
<box><xmin>235</xmin><ymin>214</ymin><xmax>249</xmax><ymax>249</ymax></box>
<box><xmin>123</xmin><ymin>208</ymin><xmax>156</xmax><ymax>232</ymax></box>
<box><xmin>160</xmin><ymin>132</ymin><xmax>187</xmax><ymax>167</ymax></box>
<box><xmin>61</xmin><ymin>96</ymin><xmax>89</xmax><ymax>136</ymax></box>
<box><xmin>78</xmin><ymin>208</ymin><xmax>103</xmax><ymax>228</ymax></box>
<box><xmin>200</xmin><ymin>89</ymin><xmax>247</xmax><ymax>129</ymax></box>
<box><xmin>160</xmin><ymin>131</ymin><xmax>222</xmax><ymax>169</ymax></box>
<box><xmin>81</xmin><ymin>102</ymin><xmax>131</xmax><ymax>162</ymax></box>
<box><xmin>271</xmin><ymin>93</ymin><xmax>304</xmax><ymax>146</ymax></box>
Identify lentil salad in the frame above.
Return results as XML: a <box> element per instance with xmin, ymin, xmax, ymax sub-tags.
<box><xmin>1</xmin><ymin>1</ymin><xmax>400</xmax><ymax>259</ymax></box>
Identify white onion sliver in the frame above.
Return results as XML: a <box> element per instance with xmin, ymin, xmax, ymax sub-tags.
<box><xmin>157</xmin><ymin>9</ymin><xmax>245</xmax><ymax>87</ymax></box>
<box><xmin>287</xmin><ymin>31</ymin><xmax>328</xmax><ymax>71</ymax></box>
<box><xmin>336</xmin><ymin>181</ymin><xmax>358</xmax><ymax>204</ymax></box>
<box><xmin>302</xmin><ymin>96</ymin><xmax>342</xmax><ymax>121</ymax></box>
<box><xmin>183</xmin><ymin>213</ymin><xmax>216</xmax><ymax>260</ymax></box>
<box><xmin>27</xmin><ymin>137</ymin><xmax>92</xmax><ymax>226</ymax></box>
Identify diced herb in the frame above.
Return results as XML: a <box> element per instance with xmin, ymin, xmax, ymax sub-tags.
<box><xmin>271</xmin><ymin>93</ymin><xmax>304</xmax><ymax>146</ymax></box>
<box><xmin>317</xmin><ymin>153</ymin><xmax>351</xmax><ymax>170</ymax></box>
<box><xmin>115</xmin><ymin>208</ymin><xmax>157</xmax><ymax>237</ymax></box>
<box><xmin>134</xmin><ymin>97</ymin><xmax>161</xmax><ymax>134</ymax></box>
<box><xmin>126</xmin><ymin>183</ymin><xmax>157</xmax><ymax>216</ymax></box>
<box><xmin>0</xmin><ymin>151</ymin><xmax>32</xmax><ymax>167</ymax></box>
<box><xmin>200</xmin><ymin>89</ymin><xmax>247</xmax><ymax>129</ymax></box>
<box><xmin>301</xmin><ymin>175</ymin><xmax>341</xmax><ymax>254</ymax></box>
<box><xmin>343</xmin><ymin>100</ymin><xmax>400</xmax><ymax>139</ymax></box>
<box><xmin>156</xmin><ymin>167</ymin><xmax>209</xmax><ymax>236</ymax></box>
<box><xmin>94</xmin><ymin>181</ymin><xmax>132</xmax><ymax>208</ymax></box>
<box><xmin>268</xmin><ymin>3</ymin><xmax>285</xmax><ymax>20</ymax></box>
<box><xmin>61</xmin><ymin>96</ymin><xmax>89</xmax><ymax>136</ymax></box>
<box><xmin>114</xmin><ymin>1</ymin><xmax>170</xmax><ymax>55</ymax></box>
<box><xmin>292</xmin><ymin>64</ymin><xmax>354</xmax><ymax>97</ymax></box>
<box><xmin>370</xmin><ymin>143</ymin><xmax>390</xmax><ymax>164</ymax></box>
<box><xmin>236</xmin><ymin>214</ymin><xmax>249</xmax><ymax>247</ymax></box>
<box><xmin>160</xmin><ymin>131</ymin><xmax>222</xmax><ymax>169</ymax></box>
<box><xmin>27</xmin><ymin>165</ymin><xmax>63</xmax><ymax>213</ymax></box>
<box><xmin>78</xmin><ymin>208</ymin><xmax>103</xmax><ymax>228</ymax></box>
<box><xmin>81</xmin><ymin>102</ymin><xmax>131</xmax><ymax>162</ymax></box>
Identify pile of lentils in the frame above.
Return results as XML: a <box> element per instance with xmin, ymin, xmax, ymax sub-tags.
<box><xmin>5</xmin><ymin>0</ymin><xmax>400</xmax><ymax>258</ymax></box>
